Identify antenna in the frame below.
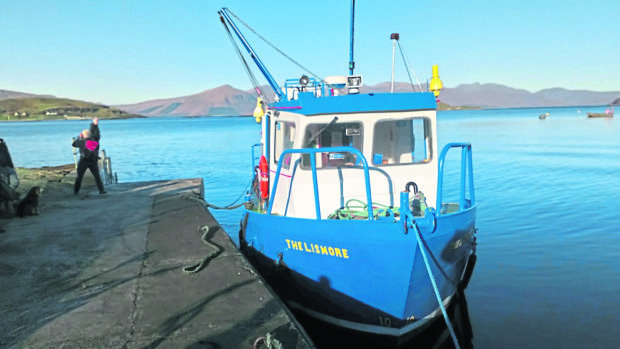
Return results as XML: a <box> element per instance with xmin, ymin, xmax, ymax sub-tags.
<box><xmin>390</xmin><ymin>33</ymin><xmax>399</xmax><ymax>93</ymax></box>
<box><xmin>349</xmin><ymin>0</ymin><xmax>355</xmax><ymax>75</ymax></box>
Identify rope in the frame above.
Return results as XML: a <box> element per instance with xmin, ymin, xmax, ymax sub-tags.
<box><xmin>411</xmin><ymin>219</ymin><xmax>461</xmax><ymax>349</ymax></box>
<box><xmin>182</xmin><ymin>177</ymin><xmax>252</xmax><ymax>210</ymax></box>
<box><xmin>180</xmin><ymin>182</ymin><xmax>252</xmax><ymax>274</ymax></box>
<box><xmin>228</xmin><ymin>9</ymin><xmax>325</xmax><ymax>86</ymax></box>
<box><xmin>327</xmin><ymin>194</ymin><xmax>427</xmax><ymax>220</ymax></box>
<box><xmin>396</xmin><ymin>41</ymin><xmax>422</xmax><ymax>92</ymax></box>
<box><xmin>183</xmin><ymin>193</ymin><xmax>246</xmax><ymax>210</ymax></box>
<box><xmin>253</xmin><ymin>333</ymin><xmax>283</xmax><ymax>349</ymax></box>
<box><xmin>182</xmin><ymin>225</ymin><xmax>223</xmax><ymax>274</ymax></box>
<box><xmin>220</xmin><ymin>13</ymin><xmax>270</xmax><ymax>102</ymax></box>
<box><xmin>327</xmin><ymin>198</ymin><xmax>394</xmax><ymax>220</ymax></box>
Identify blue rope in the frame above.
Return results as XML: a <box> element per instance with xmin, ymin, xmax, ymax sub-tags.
<box><xmin>410</xmin><ymin>217</ymin><xmax>461</xmax><ymax>349</ymax></box>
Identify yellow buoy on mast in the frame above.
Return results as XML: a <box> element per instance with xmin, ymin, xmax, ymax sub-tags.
<box><xmin>253</xmin><ymin>97</ymin><xmax>265</xmax><ymax>123</ymax></box>
<box><xmin>429</xmin><ymin>65</ymin><xmax>443</xmax><ymax>98</ymax></box>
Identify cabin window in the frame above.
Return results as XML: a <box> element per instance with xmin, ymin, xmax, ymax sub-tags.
<box><xmin>274</xmin><ymin>120</ymin><xmax>296</xmax><ymax>169</ymax></box>
<box><xmin>372</xmin><ymin>118</ymin><xmax>432</xmax><ymax>165</ymax></box>
<box><xmin>301</xmin><ymin>121</ymin><xmax>363</xmax><ymax>169</ymax></box>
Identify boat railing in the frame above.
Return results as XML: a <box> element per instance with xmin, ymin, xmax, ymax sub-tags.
<box><xmin>250</xmin><ymin>143</ymin><xmax>261</xmax><ymax>175</ymax></box>
<box><xmin>277</xmin><ymin>157</ymin><xmax>395</xmax><ymax>218</ymax></box>
<box><xmin>436</xmin><ymin>142</ymin><xmax>475</xmax><ymax>216</ymax></box>
<box><xmin>267</xmin><ymin>146</ymin><xmax>375</xmax><ymax>220</ymax></box>
<box><xmin>283</xmin><ymin>77</ymin><xmax>325</xmax><ymax>100</ymax></box>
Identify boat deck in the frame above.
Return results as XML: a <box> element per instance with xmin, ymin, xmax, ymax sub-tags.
<box><xmin>0</xmin><ymin>174</ymin><xmax>312</xmax><ymax>348</ymax></box>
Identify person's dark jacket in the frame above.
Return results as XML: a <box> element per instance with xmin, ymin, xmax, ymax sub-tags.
<box><xmin>72</xmin><ymin>137</ymin><xmax>99</xmax><ymax>162</ymax></box>
<box><xmin>89</xmin><ymin>123</ymin><xmax>100</xmax><ymax>142</ymax></box>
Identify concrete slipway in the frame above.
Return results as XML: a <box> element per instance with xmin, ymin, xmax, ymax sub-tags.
<box><xmin>0</xmin><ymin>169</ymin><xmax>313</xmax><ymax>348</ymax></box>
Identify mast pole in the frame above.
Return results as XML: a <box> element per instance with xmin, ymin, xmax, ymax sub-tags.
<box><xmin>349</xmin><ymin>0</ymin><xmax>355</xmax><ymax>75</ymax></box>
<box><xmin>390</xmin><ymin>33</ymin><xmax>399</xmax><ymax>93</ymax></box>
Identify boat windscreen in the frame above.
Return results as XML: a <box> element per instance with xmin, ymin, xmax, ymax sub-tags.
<box><xmin>372</xmin><ymin>117</ymin><xmax>432</xmax><ymax>165</ymax></box>
<box><xmin>301</xmin><ymin>121</ymin><xmax>363</xmax><ymax>169</ymax></box>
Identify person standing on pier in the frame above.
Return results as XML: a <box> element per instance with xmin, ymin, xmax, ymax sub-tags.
<box><xmin>72</xmin><ymin>118</ymin><xmax>106</xmax><ymax>195</ymax></box>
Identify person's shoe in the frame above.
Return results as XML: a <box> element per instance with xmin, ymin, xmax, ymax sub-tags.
<box><xmin>100</xmin><ymin>191</ymin><xmax>107</xmax><ymax>195</ymax></box>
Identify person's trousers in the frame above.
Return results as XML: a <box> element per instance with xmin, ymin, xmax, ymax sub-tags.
<box><xmin>74</xmin><ymin>159</ymin><xmax>105</xmax><ymax>194</ymax></box>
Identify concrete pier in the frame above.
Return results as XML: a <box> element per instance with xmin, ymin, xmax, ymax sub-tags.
<box><xmin>1</xmin><ymin>171</ymin><xmax>313</xmax><ymax>348</ymax></box>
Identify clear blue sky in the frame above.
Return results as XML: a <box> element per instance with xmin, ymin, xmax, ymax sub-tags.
<box><xmin>1</xmin><ymin>0</ymin><xmax>618</xmax><ymax>105</ymax></box>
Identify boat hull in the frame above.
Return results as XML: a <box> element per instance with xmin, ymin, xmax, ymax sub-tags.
<box><xmin>587</xmin><ymin>112</ymin><xmax>614</xmax><ymax>118</ymax></box>
<box><xmin>239</xmin><ymin>206</ymin><xmax>477</xmax><ymax>340</ymax></box>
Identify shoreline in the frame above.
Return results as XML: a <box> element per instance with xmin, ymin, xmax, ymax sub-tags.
<box><xmin>0</xmin><ymin>115</ymin><xmax>144</xmax><ymax>122</ymax></box>
<box><xmin>13</xmin><ymin>164</ymin><xmax>76</xmax><ymax>195</ymax></box>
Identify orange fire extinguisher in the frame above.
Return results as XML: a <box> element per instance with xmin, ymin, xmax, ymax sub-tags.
<box><xmin>259</xmin><ymin>155</ymin><xmax>269</xmax><ymax>200</ymax></box>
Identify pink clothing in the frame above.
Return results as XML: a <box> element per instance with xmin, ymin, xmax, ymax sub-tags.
<box><xmin>85</xmin><ymin>140</ymin><xmax>98</xmax><ymax>151</ymax></box>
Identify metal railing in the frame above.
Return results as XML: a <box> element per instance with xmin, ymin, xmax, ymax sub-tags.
<box><xmin>251</xmin><ymin>143</ymin><xmax>261</xmax><ymax>175</ymax></box>
<box><xmin>99</xmin><ymin>149</ymin><xmax>116</xmax><ymax>185</ymax></box>
<box><xmin>254</xmin><ymin>143</ymin><xmax>475</xmax><ymax>220</ymax></box>
<box><xmin>436</xmin><ymin>143</ymin><xmax>475</xmax><ymax>216</ymax></box>
<box><xmin>267</xmin><ymin>146</ymin><xmax>375</xmax><ymax>220</ymax></box>
<box><xmin>283</xmin><ymin>77</ymin><xmax>326</xmax><ymax>100</ymax></box>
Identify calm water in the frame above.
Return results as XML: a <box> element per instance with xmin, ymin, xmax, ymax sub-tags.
<box><xmin>2</xmin><ymin>106</ymin><xmax>619</xmax><ymax>348</ymax></box>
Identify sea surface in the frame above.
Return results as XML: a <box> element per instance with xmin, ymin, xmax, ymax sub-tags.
<box><xmin>2</xmin><ymin>106</ymin><xmax>619</xmax><ymax>348</ymax></box>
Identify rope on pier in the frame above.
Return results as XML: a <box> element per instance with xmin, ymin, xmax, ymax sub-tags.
<box><xmin>182</xmin><ymin>225</ymin><xmax>223</xmax><ymax>274</ymax></box>
<box><xmin>253</xmin><ymin>333</ymin><xmax>283</xmax><ymax>349</ymax></box>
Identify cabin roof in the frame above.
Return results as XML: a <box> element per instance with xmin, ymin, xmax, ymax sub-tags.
<box><xmin>270</xmin><ymin>92</ymin><xmax>437</xmax><ymax>116</ymax></box>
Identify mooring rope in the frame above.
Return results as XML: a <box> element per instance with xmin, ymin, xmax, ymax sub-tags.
<box><xmin>253</xmin><ymin>333</ymin><xmax>283</xmax><ymax>349</ymax></box>
<box><xmin>182</xmin><ymin>225</ymin><xmax>223</xmax><ymax>274</ymax></box>
<box><xmin>180</xmin><ymin>183</ymin><xmax>251</xmax><ymax>274</ymax></box>
<box><xmin>182</xmin><ymin>177</ymin><xmax>252</xmax><ymax>210</ymax></box>
<box><xmin>411</xmin><ymin>219</ymin><xmax>461</xmax><ymax>349</ymax></box>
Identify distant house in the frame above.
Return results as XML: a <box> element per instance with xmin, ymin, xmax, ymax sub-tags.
<box><xmin>45</xmin><ymin>111</ymin><xmax>58</xmax><ymax>116</ymax></box>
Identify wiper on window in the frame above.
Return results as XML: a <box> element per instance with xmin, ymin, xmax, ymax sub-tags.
<box><xmin>304</xmin><ymin>116</ymin><xmax>338</xmax><ymax>148</ymax></box>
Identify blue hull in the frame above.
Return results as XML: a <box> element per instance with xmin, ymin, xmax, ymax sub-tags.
<box><xmin>239</xmin><ymin>206</ymin><xmax>476</xmax><ymax>338</ymax></box>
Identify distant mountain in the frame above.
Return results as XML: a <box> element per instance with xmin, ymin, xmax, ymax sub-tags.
<box><xmin>357</xmin><ymin>82</ymin><xmax>620</xmax><ymax>108</ymax></box>
<box><xmin>0</xmin><ymin>89</ymin><xmax>54</xmax><ymax>100</ymax></box>
<box><xmin>5</xmin><ymin>83</ymin><xmax>619</xmax><ymax>118</ymax></box>
<box><xmin>438</xmin><ymin>83</ymin><xmax>620</xmax><ymax>108</ymax></box>
<box><xmin>114</xmin><ymin>85</ymin><xmax>256</xmax><ymax>117</ymax></box>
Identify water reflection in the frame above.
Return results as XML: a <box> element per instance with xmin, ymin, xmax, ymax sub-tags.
<box><xmin>296</xmin><ymin>289</ymin><xmax>474</xmax><ymax>348</ymax></box>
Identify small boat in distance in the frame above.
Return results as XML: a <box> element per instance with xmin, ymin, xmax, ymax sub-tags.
<box><xmin>218</xmin><ymin>3</ymin><xmax>477</xmax><ymax>345</ymax></box>
<box><xmin>587</xmin><ymin>105</ymin><xmax>614</xmax><ymax>118</ymax></box>
<box><xmin>539</xmin><ymin>112</ymin><xmax>549</xmax><ymax>119</ymax></box>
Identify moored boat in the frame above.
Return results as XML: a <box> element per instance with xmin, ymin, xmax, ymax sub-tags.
<box><xmin>218</xmin><ymin>4</ymin><xmax>477</xmax><ymax>344</ymax></box>
<box><xmin>587</xmin><ymin>105</ymin><xmax>614</xmax><ymax>118</ymax></box>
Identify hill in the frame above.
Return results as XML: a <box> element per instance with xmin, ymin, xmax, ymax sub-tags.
<box><xmin>0</xmin><ymin>97</ymin><xmax>143</xmax><ymax>121</ymax></box>
<box><xmin>439</xmin><ymin>83</ymin><xmax>620</xmax><ymax>108</ymax></box>
<box><xmin>114</xmin><ymin>85</ymin><xmax>256</xmax><ymax>117</ymax></box>
<box><xmin>4</xmin><ymin>83</ymin><xmax>619</xmax><ymax>119</ymax></box>
<box><xmin>0</xmin><ymin>89</ymin><xmax>55</xmax><ymax>100</ymax></box>
<box><xmin>115</xmin><ymin>82</ymin><xmax>620</xmax><ymax>117</ymax></box>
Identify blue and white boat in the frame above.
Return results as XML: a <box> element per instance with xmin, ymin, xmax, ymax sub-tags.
<box><xmin>219</xmin><ymin>4</ymin><xmax>477</xmax><ymax>343</ymax></box>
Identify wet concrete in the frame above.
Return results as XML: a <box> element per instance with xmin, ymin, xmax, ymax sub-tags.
<box><xmin>0</xmin><ymin>173</ymin><xmax>313</xmax><ymax>348</ymax></box>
